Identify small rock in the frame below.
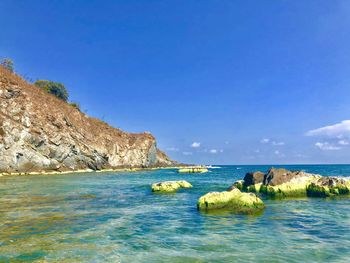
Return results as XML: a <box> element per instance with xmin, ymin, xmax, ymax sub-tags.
<box><xmin>151</xmin><ymin>180</ymin><xmax>193</xmax><ymax>193</ymax></box>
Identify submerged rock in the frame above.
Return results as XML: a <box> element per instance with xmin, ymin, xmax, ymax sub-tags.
<box><xmin>178</xmin><ymin>167</ymin><xmax>208</xmax><ymax>173</ymax></box>
<box><xmin>151</xmin><ymin>180</ymin><xmax>193</xmax><ymax>193</ymax></box>
<box><xmin>197</xmin><ymin>188</ymin><xmax>264</xmax><ymax>213</ymax></box>
<box><xmin>307</xmin><ymin>177</ymin><xmax>350</xmax><ymax>197</ymax></box>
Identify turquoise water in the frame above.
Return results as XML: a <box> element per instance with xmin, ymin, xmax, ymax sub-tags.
<box><xmin>1</xmin><ymin>165</ymin><xmax>350</xmax><ymax>262</ymax></box>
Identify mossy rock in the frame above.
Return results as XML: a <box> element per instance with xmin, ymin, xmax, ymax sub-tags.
<box><xmin>230</xmin><ymin>181</ymin><xmax>262</xmax><ymax>193</ymax></box>
<box><xmin>151</xmin><ymin>180</ymin><xmax>193</xmax><ymax>193</ymax></box>
<box><xmin>240</xmin><ymin>168</ymin><xmax>321</xmax><ymax>198</ymax></box>
<box><xmin>178</xmin><ymin>167</ymin><xmax>208</xmax><ymax>173</ymax></box>
<box><xmin>307</xmin><ymin>177</ymin><xmax>350</xmax><ymax>197</ymax></box>
<box><xmin>259</xmin><ymin>174</ymin><xmax>320</xmax><ymax>198</ymax></box>
<box><xmin>197</xmin><ymin>188</ymin><xmax>264</xmax><ymax>214</ymax></box>
<box><xmin>246</xmin><ymin>183</ymin><xmax>262</xmax><ymax>193</ymax></box>
<box><xmin>232</xmin><ymin>180</ymin><xmax>244</xmax><ymax>191</ymax></box>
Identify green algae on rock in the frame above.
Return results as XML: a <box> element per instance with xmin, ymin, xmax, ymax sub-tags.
<box><xmin>259</xmin><ymin>176</ymin><xmax>318</xmax><ymax>198</ymax></box>
<box><xmin>151</xmin><ymin>180</ymin><xmax>193</xmax><ymax>193</ymax></box>
<box><xmin>197</xmin><ymin>188</ymin><xmax>264</xmax><ymax>213</ymax></box>
<box><xmin>231</xmin><ymin>180</ymin><xmax>244</xmax><ymax>191</ymax></box>
<box><xmin>307</xmin><ymin>177</ymin><xmax>350</xmax><ymax>197</ymax></box>
<box><xmin>235</xmin><ymin>168</ymin><xmax>321</xmax><ymax>198</ymax></box>
<box><xmin>178</xmin><ymin>167</ymin><xmax>208</xmax><ymax>173</ymax></box>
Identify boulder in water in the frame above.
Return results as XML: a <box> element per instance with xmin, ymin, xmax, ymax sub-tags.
<box><xmin>197</xmin><ymin>188</ymin><xmax>264</xmax><ymax>213</ymax></box>
<box><xmin>258</xmin><ymin>168</ymin><xmax>320</xmax><ymax>197</ymax></box>
<box><xmin>151</xmin><ymin>180</ymin><xmax>193</xmax><ymax>193</ymax></box>
<box><xmin>238</xmin><ymin>168</ymin><xmax>320</xmax><ymax>197</ymax></box>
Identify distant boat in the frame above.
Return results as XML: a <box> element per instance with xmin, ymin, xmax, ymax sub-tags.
<box><xmin>178</xmin><ymin>167</ymin><xmax>209</xmax><ymax>173</ymax></box>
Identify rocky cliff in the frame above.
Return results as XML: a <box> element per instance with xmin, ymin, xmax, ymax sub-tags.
<box><xmin>0</xmin><ymin>66</ymin><xmax>176</xmax><ymax>173</ymax></box>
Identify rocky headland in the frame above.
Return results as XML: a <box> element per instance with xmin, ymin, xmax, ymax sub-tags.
<box><xmin>0</xmin><ymin>66</ymin><xmax>177</xmax><ymax>174</ymax></box>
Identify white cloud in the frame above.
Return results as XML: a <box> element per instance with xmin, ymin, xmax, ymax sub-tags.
<box><xmin>272</xmin><ymin>141</ymin><xmax>285</xmax><ymax>146</ymax></box>
<box><xmin>260</xmin><ymin>138</ymin><xmax>270</xmax><ymax>143</ymax></box>
<box><xmin>182</xmin><ymin>151</ymin><xmax>193</xmax><ymax>155</ymax></box>
<box><xmin>166</xmin><ymin>147</ymin><xmax>179</xmax><ymax>152</ymax></box>
<box><xmin>260</xmin><ymin>138</ymin><xmax>285</xmax><ymax>146</ymax></box>
<box><xmin>306</xmin><ymin>120</ymin><xmax>350</xmax><ymax>138</ymax></box>
<box><xmin>254</xmin><ymin>149</ymin><xmax>260</xmax><ymax>153</ymax></box>
<box><xmin>315</xmin><ymin>142</ymin><xmax>341</xmax><ymax>151</ymax></box>
<box><xmin>338</xmin><ymin>140</ymin><xmax>349</xmax><ymax>145</ymax></box>
<box><xmin>274</xmin><ymin>150</ymin><xmax>285</xmax><ymax>157</ymax></box>
<box><xmin>190</xmin><ymin>142</ymin><xmax>201</xmax><ymax>148</ymax></box>
<box><xmin>209</xmin><ymin>149</ymin><xmax>218</xmax><ymax>154</ymax></box>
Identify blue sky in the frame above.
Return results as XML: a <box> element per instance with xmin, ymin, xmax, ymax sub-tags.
<box><xmin>1</xmin><ymin>0</ymin><xmax>350</xmax><ymax>164</ymax></box>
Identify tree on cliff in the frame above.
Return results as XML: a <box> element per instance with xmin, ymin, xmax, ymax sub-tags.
<box><xmin>34</xmin><ymin>80</ymin><xmax>69</xmax><ymax>101</ymax></box>
<box><xmin>0</xmin><ymin>58</ymin><xmax>14</xmax><ymax>72</ymax></box>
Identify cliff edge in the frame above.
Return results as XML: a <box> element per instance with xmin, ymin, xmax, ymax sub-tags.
<box><xmin>0</xmin><ymin>67</ymin><xmax>177</xmax><ymax>173</ymax></box>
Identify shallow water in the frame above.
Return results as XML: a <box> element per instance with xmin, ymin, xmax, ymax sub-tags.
<box><xmin>1</xmin><ymin>165</ymin><xmax>350</xmax><ymax>262</ymax></box>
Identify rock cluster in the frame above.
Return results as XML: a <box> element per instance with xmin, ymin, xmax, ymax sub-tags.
<box><xmin>234</xmin><ymin>168</ymin><xmax>350</xmax><ymax>198</ymax></box>
<box><xmin>0</xmin><ymin>67</ymin><xmax>176</xmax><ymax>173</ymax></box>
<box><xmin>153</xmin><ymin>168</ymin><xmax>350</xmax><ymax>214</ymax></box>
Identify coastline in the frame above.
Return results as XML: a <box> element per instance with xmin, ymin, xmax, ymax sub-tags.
<box><xmin>0</xmin><ymin>165</ymin><xmax>196</xmax><ymax>177</ymax></box>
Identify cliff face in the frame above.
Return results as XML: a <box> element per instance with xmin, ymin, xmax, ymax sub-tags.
<box><xmin>0</xmin><ymin>67</ymin><xmax>176</xmax><ymax>173</ymax></box>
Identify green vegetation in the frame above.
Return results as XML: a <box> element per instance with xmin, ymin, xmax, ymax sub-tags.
<box><xmin>0</xmin><ymin>58</ymin><xmax>14</xmax><ymax>72</ymax></box>
<box><xmin>1</xmin><ymin>58</ymin><xmax>81</xmax><ymax>110</ymax></box>
<box><xmin>34</xmin><ymin>80</ymin><xmax>69</xmax><ymax>101</ymax></box>
<box><xmin>69</xmin><ymin>102</ymin><xmax>80</xmax><ymax>111</ymax></box>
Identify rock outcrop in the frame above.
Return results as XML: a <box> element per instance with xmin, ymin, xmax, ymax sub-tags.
<box><xmin>307</xmin><ymin>177</ymin><xmax>350</xmax><ymax>197</ymax></box>
<box><xmin>197</xmin><ymin>187</ymin><xmax>265</xmax><ymax>213</ymax></box>
<box><xmin>151</xmin><ymin>180</ymin><xmax>193</xmax><ymax>193</ymax></box>
<box><xmin>236</xmin><ymin>168</ymin><xmax>350</xmax><ymax>198</ymax></box>
<box><xmin>233</xmin><ymin>168</ymin><xmax>320</xmax><ymax>198</ymax></box>
<box><xmin>0</xmin><ymin>67</ymin><xmax>177</xmax><ymax>173</ymax></box>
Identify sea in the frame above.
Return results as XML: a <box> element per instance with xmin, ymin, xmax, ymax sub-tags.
<box><xmin>1</xmin><ymin>165</ymin><xmax>350</xmax><ymax>262</ymax></box>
